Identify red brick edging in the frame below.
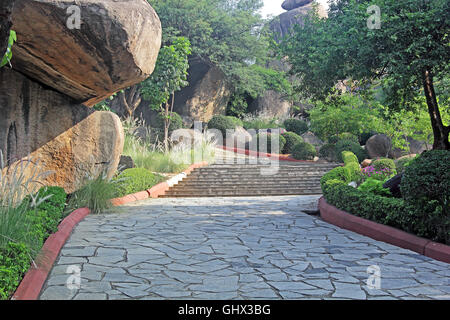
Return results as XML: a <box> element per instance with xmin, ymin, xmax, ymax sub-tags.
<box><xmin>12</xmin><ymin>208</ymin><xmax>91</xmax><ymax>300</ymax></box>
<box><xmin>319</xmin><ymin>197</ymin><xmax>450</xmax><ymax>264</ymax></box>
<box><xmin>12</xmin><ymin>161</ymin><xmax>209</xmax><ymax>300</ymax></box>
<box><xmin>217</xmin><ymin>145</ymin><xmax>314</xmax><ymax>163</ymax></box>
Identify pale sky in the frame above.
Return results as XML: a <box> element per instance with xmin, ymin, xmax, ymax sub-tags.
<box><xmin>260</xmin><ymin>0</ymin><xmax>330</xmax><ymax>18</ymax></box>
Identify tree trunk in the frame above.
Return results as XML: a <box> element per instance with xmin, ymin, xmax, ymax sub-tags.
<box><xmin>0</xmin><ymin>1</ymin><xmax>14</xmax><ymax>58</ymax></box>
<box><xmin>120</xmin><ymin>85</ymin><xmax>142</xmax><ymax>119</ymax></box>
<box><xmin>422</xmin><ymin>69</ymin><xmax>450</xmax><ymax>150</ymax></box>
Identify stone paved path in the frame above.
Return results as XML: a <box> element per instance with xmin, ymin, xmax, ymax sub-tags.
<box><xmin>40</xmin><ymin>196</ymin><xmax>450</xmax><ymax>300</ymax></box>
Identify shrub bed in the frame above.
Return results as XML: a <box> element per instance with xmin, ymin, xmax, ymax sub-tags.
<box><xmin>335</xmin><ymin>139</ymin><xmax>368</xmax><ymax>162</ymax></box>
<box><xmin>321</xmin><ymin>150</ymin><xmax>449</xmax><ymax>245</ymax></box>
<box><xmin>208</xmin><ymin>115</ymin><xmax>237</xmax><ymax>137</ymax></box>
<box><xmin>0</xmin><ymin>187</ymin><xmax>67</xmax><ymax>300</ymax></box>
<box><xmin>291</xmin><ymin>142</ymin><xmax>317</xmax><ymax>160</ymax></box>
<box><xmin>283</xmin><ymin>119</ymin><xmax>308</xmax><ymax>136</ymax></box>
<box><xmin>282</xmin><ymin>132</ymin><xmax>303</xmax><ymax>154</ymax></box>
<box><xmin>113</xmin><ymin>168</ymin><xmax>165</xmax><ymax>198</ymax></box>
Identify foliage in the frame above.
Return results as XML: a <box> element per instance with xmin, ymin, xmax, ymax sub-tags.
<box><xmin>283</xmin><ymin>119</ymin><xmax>308</xmax><ymax>136</ymax></box>
<box><xmin>148</xmin><ymin>0</ymin><xmax>283</xmax><ymax>105</ymax></box>
<box><xmin>341</xmin><ymin>151</ymin><xmax>359</xmax><ymax>165</ymax></box>
<box><xmin>291</xmin><ymin>142</ymin><xmax>317</xmax><ymax>160</ymax></box>
<box><xmin>358</xmin><ymin>178</ymin><xmax>391</xmax><ymax>197</ymax></box>
<box><xmin>66</xmin><ymin>173</ymin><xmax>117</xmax><ymax>215</ymax></box>
<box><xmin>361</xmin><ymin>165</ymin><xmax>394</xmax><ymax>181</ymax></box>
<box><xmin>226</xmin><ymin>116</ymin><xmax>244</xmax><ymax>128</ymax></box>
<box><xmin>400</xmin><ymin>150</ymin><xmax>450</xmax><ymax>215</ymax></box>
<box><xmin>395</xmin><ymin>155</ymin><xmax>417</xmax><ymax>174</ymax></box>
<box><xmin>0</xmin><ymin>185</ymin><xmax>66</xmax><ymax>300</ymax></box>
<box><xmin>256</xmin><ymin>133</ymin><xmax>286</xmax><ymax>154</ymax></box>
<box><xmin>308</xmin><ymin>94</ymin><xmax>383</xmax><ymax>141</ymax></box>
<box><xmin>282</xmin><ymin>132</ymin><xmax>303</xmax><ymax>154</ymax></box>
<box><xmin>153</xmin><ymin>112</ymin><xmax>184</xmax><ymax>133</ymax></box>
<box><xmin>1</xmin><ymin>30</ymin><xmax>16</xmax><ymax>68</ymax></box>
<box><xmin>242</xmin><ymin>116</ymin><xmax>283</xmax><ymax>130</ymax></box>
<box><xmin>141</xmin><ymin>37</ymin><xmax>192</xmax><ymax>151</ymax></box>
<box><xmin>113</xmin><ymin>168</ymin><xmax>165</xmax><ymax>198</ymax></box>
<box><xmin>372</xmin><ymin>158</ymin><xmax>396</xmax><ymax>174</ymax></box>
<box><xmin>359</xmin><ymin>131</ymin><xmax>377</xmax><ymax>146</ymax></box>
<box><xmin>281</xmin><ymin>0</ymin><xmax>450</xmax><ymax>149</ymax></box>
<box><xmin>335</xmin><ymin>139</ymin><xmax>368</xmax><ymax>163</ymax></box>
<box><xmin>318</xmin><ymin>143</ymin><xmax>337</xmax><ymax>162</ymax></box>
<box><xmin>320</xmin><ymin>167</ymin><xmax>352</xmax><ymax>191</ymax></box>
<box><xmin>208</xmin><ymin>115</ymin><xmax>237</xmax><ymax>138</ymax></box>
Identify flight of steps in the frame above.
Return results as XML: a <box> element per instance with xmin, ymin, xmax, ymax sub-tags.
<box><xmin>161</xmin><ymin>162</ymin><xmax>340</xmax><ymax>198</ymax></box>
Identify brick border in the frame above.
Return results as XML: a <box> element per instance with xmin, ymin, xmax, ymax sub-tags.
<box><xmin>217</xmin><ymin>145</ymin><xmax>315</xmax><ymax>163</ymax></box>
<box><xmin>12</xmin><ymin>161</ymin><xmax>209</xmax><ymax>300</ymax></box>
<box><xmin>319</xmin><ymin>197</ymin><xmax>450</xmax><ymax>264</ymax></box>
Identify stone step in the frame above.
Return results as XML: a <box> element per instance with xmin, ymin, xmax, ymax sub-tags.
<box><xmin>162</xmin><ymin>189</ymin><xmax>322</xmax><ymax>197</ymax></box>
<box><xmin>177</xmin><ymin>180</ymin><xmax>322</xmax><ymax>186</ymax></box>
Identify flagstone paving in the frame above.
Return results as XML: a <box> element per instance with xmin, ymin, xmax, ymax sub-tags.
<box><xmin>39</xmin><ymin>196</ymin><xmax>450</xmax><ymax>300</ymax></box>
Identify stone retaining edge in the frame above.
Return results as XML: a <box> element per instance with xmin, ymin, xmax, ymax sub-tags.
<box><xmin>12</xmin><ymin>208</ymin><xmax>91</xmax><ymax>300</ymax></box>
<box><xmin>318</xmin><ymin>197</ymin><xmax>450</xmax><ymax>264</ymax></box>
<box><xmin>217</xmin><ymin>145</ymin><xmax>314</xmax><ymax>163</ymax></box>
<box><xmin>12</xmin><ymin>161</ymin><xmax>209</xmax><ymax>300</ymax></box>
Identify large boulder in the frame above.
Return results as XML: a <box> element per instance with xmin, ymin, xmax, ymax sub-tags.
<box><xmin>248</xmin><ymin>90</ymin><xmax>291</xmax><ymax>120</ymax></box>
<box><xmin>225</xmin><ymin>126</ymin><xmax>253</xmax><ymax>148</ymax></box>
<box><xmin>365</xmin><ymin>134</ymin><xmax>392</xmax><ymax>158</ymax></box>
<box><xmin>10</xmin><ymin>0</ymin><xmax>162</xmax><ymax>106</ymax></box>
<box><xmin>282</xmin><ymin>0</ymin><xmax>313</xmax><ymax>11</ymax></box>
<box><xmin>301</xmin><ymin>131</ymin><xmax>324</xmax><ymax>147</ymax></box>
<box><xmin>271</xmin><ymin>1</ymin><xmax>327</xmax><ymax>42</ymax></box>
<box><xmin>173</xmin><ymin>57</ymin><xmax>231</xmax><ymax>127</ymax></box>
<box><xmin>0</xmin><ymin>68</ymin><xmax>124</xmax><ymax>193</ymax></box>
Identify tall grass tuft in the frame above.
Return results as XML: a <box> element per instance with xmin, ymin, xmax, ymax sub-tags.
<box><xmin>66</xmin><ymin>171</ymin><xmax>118</xmax><ymax>215</ymax></box>
<box><xmin>0</xmin><ymin>151</ymin><xmax>53</xmax><ymax>252</ymax></box>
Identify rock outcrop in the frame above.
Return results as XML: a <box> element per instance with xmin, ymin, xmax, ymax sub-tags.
<box><xmin>173</xmin><ymin>57</ymin><xmax>230</xmax><ymax>127</ymax></box>
<box><xmin>0</xmin><ymin>69</ymin><xmax>124</xmax><ymax>193</ymax></box>
<box><xmin>271</xmin><ymin>0</ymin><xmax>327</xmax><ymax>42</ymax></box>
<box><xmin>0</xmin><ymin>0</ymin><xmax>162</xmax><ymax>192</ymax></box>
<box><xmin>10</xmin><ymin>0</ymin><xmax>162</xmax><ymax>106</ymax></box>
<box><xmin>248</xmin><ymin>90</ymin><xmax>291</xmax><ymax>120</ymax></box>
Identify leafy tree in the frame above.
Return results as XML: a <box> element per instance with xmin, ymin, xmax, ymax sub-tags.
<box><xmin>281</xmin><ymin>0</ymin><xmax>450</xmax><ymax>149</ymax></box>
<box><xmin>148</xmin><ymin>0</ymin><xmax>289</xmax><ymax>115</ymax></box>
<box><xmin>140</xmin><ymin>37</ymin><xmax>192</xmax><ymax>152</ymax></box>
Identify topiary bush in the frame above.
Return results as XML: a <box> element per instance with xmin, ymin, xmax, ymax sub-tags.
<box><xmin>256</xmin><ymin>133</ymin><xmax>286</xmax><ymax>154</ymax></box>
<box><xmin>283</xmin><ymin>119</ymin><xmax>308</xmax><ymax>136</ymax></box>
<box><xmin>291</xmin><ymin>141</ymin><xmax>317</xmax><ymax>160</ymax></box>
<box><xmin>208</xmin><ymin>115</ymin><xmax>237</xmax><ymax>138</ymax></box>
<box><xmin>395</xmin><ymin>155</ymin><xmax>418</xmax><ymax>174</ymax></box>
<box><xmin>400</xmin><ymin>150</ymin><xmax>450</xmax><ymax>209</ymax></box>
<box><xmin>154</xmin><ymin>112</ymin><xmax>184</xmax><ymax>133</ymax></box>
<box><xmin>114</xmin><ymin>168</ymin><xmax>165</xmax><ymax>198</ymax></box>
<box><xmin>335</xmin><ymin>139</ymin><xmax>368</xmax><ymax>163</ymax></box>
<box><xmin>372</xmin><ymin>158</ymin><xmax>396</xmax><ymax>176</ymax></box>
<box><xmin>282</xmin><ymin>132</ymin><xmax>303</xmax><ymax>154</ymax></box>
<box><xmin>341</xmin><ymin>151</ymin><xmax>359</xmax><ymax>165</ymax></box>
<box><xmin>318</xmin><ymin>143</ymin><xmax>337</xmax><ymax>162</ymax></box>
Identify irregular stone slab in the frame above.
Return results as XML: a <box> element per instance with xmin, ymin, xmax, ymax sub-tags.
<box><xmin>11</xmin><ymin>0</ymin><xmax>162</xmax><ymax>106</ymax></box>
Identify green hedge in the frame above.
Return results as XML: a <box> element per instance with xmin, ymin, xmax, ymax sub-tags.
<box><xmin>335</xmin><ymin>139</ymin><xmax>368</xmax><ymax>162</ymax></box>
<box><xmin>208</xmin><ymin>115</ymin><xmax>237</xmax><ymax>137</ymax></box>
<box><xmin>291</xmin><ymin>141</ymin><xmax>317</xmax><ymax>160</ymax></box>
<box><xmin>282</xmin><ymin>132</ymin><xmax>303</xmax><ymax>154</ymax></box>
<box><xmin>114</xmin><ymin>168</ymin><xmax>165</xmax><ymax>198</ymax></box>
<box><xmin>372</xmin><ymin>158</ymin><xmax>396</xmax><ymax>175</ymax></box>
<box><xmin>0</xmin><ymin>186</ymin><xmax>67</xmax><ymax>300</ymax></box>
<box><xmin>283</xmin><ymin>119</ymin><xmax>308</xmax><ymax>136</ymax></box>
<box><xmin>321</xmin><ymin>151</ymin><xmax>449</xmax><ymax>245</ymax></box>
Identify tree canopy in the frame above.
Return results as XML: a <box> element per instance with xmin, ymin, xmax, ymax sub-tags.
<box><xmin>281</xmin><ymin>0</ymin><xmax>450</xmax><ymax>149</ymax></box>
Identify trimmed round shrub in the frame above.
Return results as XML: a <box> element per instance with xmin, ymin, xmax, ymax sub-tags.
<box><xmin>291</xmin><ymin>142</ymin><xmax>317</xmax><ymax>160</ymax></box>
<box><xmin>320</xmin><ymin>166</ymin><xmax>352</xmax><ymax>190</ymax></box>
<box><xmin>318</xmin><ymin>143</ymin><xmax>337</xmax><ymax>162</ymax></box>
<box><xmin>282</xmin><ymin>132</ymin><xmax>303</xmax><ymax>154</ymax></box>
<box><xmin>341</xmin><ymin>151</ymin><xmax>359</xmax><ymax>165</ymax></box>
<box><xmin>335</xmin><ymin>139</ymin><xmax>368</xmax><ymax>163</ymax></box>
<box><xmin>372</xmin><ymin>158</ymin><xmax>396</xmax><ymax>175</ymax></box>
<box><xmin>283</xmin><ymin>119</ymin><xmax>308</xmax><ymax>136</ymax></box>
<box><xmin>256</xmin><ymin>133</ymin><xmax>286</xmax><ymax>154</ymax></box>
<box><xmin>114</xmin><ymin>168</ymin><xmax>165</xmax><ymax>197</ymax></box>
<box><xmin>400</xmin><ymin>150</ymin><xmax>450</xmax><ymax>206</ymax></box>
<box><xmin>207</xmin><ymin>115</ymin><xmax>236</xmax><ymax>137</ymax></box>
<box><xmin>329</xmin><ymin>133</ymin><xmax>358</xmax><ymax>144</ymax></box>
<box><xmin>395</xmin><ymin>155</ymin><xmax>418</xmax><ymax>174</ymax></box>
<box><xmin>154</xmin><ymin>112</ymin><xmax>183</xmax><ymax>133</ymax></box>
